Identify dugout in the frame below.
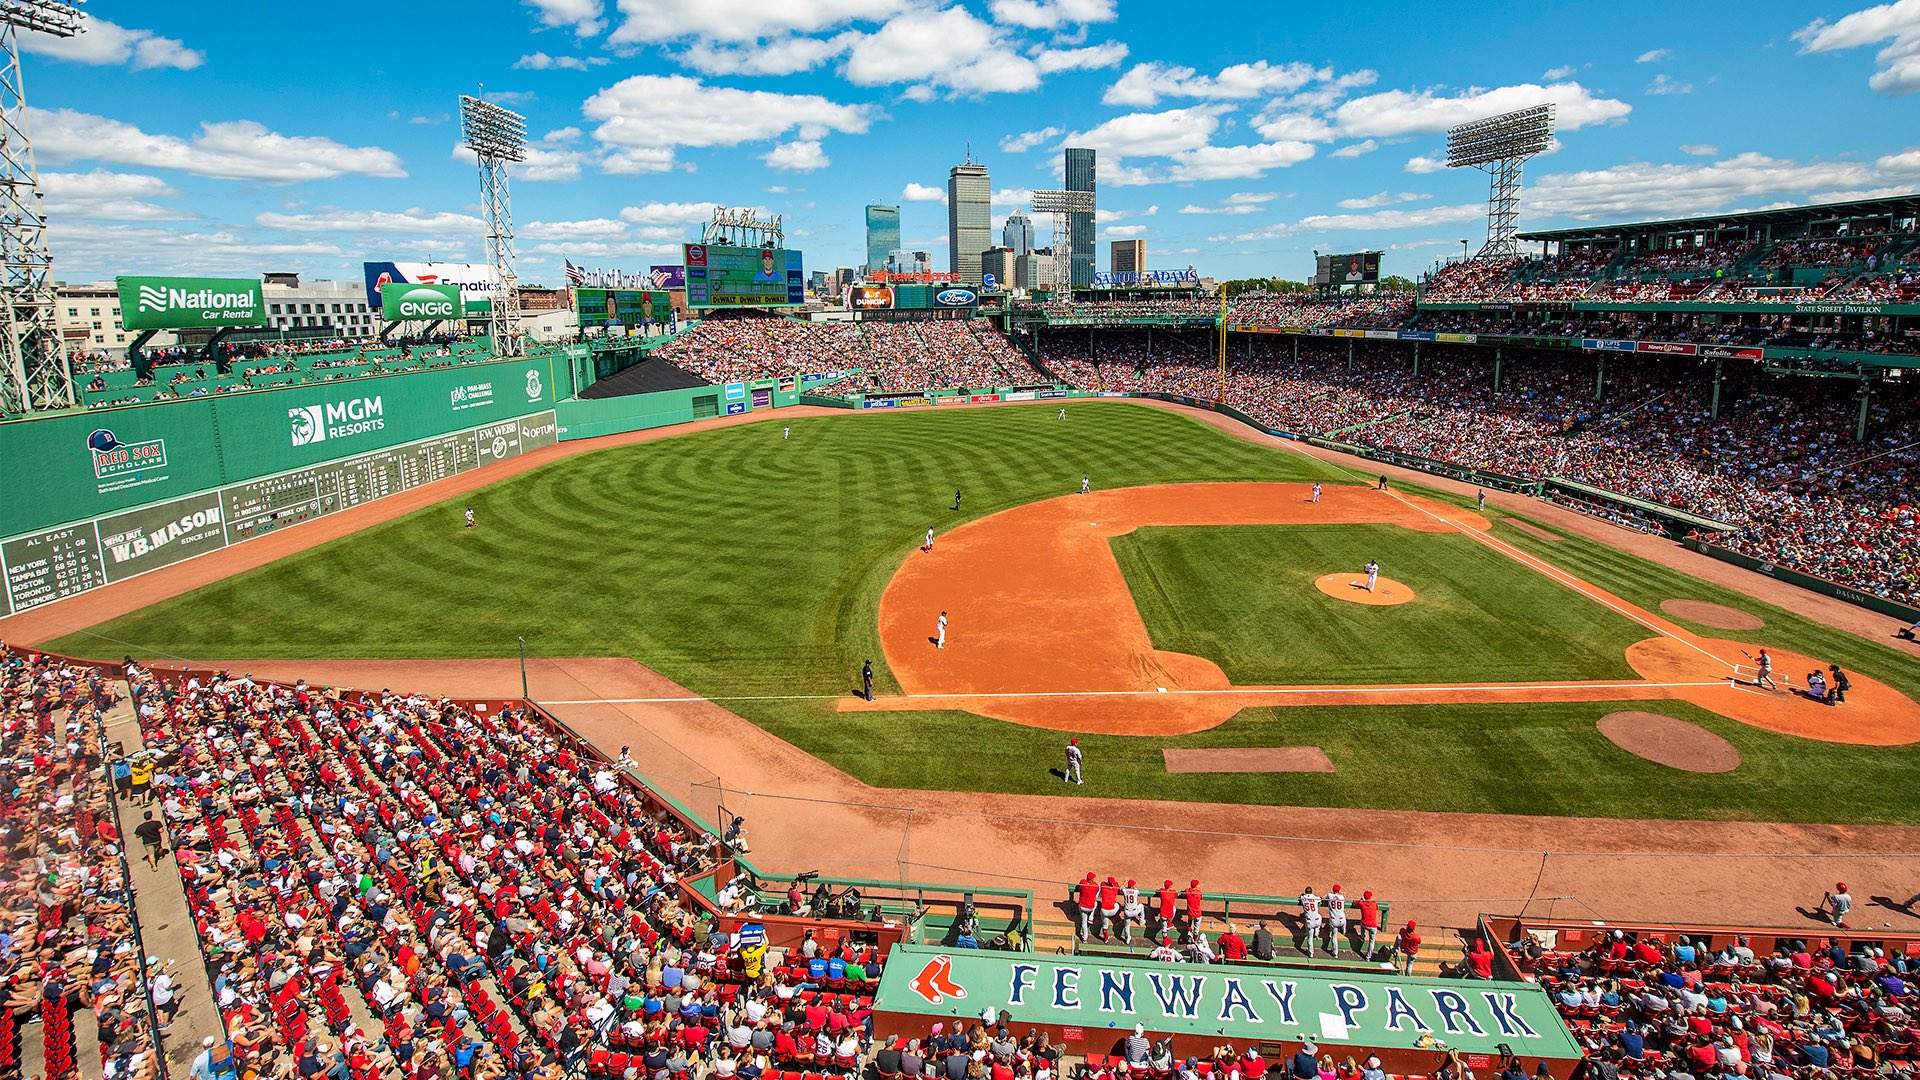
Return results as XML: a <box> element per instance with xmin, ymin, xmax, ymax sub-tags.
<box><xmin>869</xmin><ymin>945</ymin><xmax>1583</xmax><ymax>1078</ymax></box>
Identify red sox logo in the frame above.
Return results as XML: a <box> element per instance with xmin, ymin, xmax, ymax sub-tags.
<box><xmin>906</xmin><ymin>954</ymin><xmax>967</xmax><ymax>1005</ymax></box>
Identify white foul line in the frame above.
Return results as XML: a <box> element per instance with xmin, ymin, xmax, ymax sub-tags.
<box><xmin>541</xmin><ymin>679</ymin><xmax>1729</xmax><ymax>707</ymax></box>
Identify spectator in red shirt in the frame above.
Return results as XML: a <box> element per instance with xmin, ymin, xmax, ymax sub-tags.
<box><xmin>1357</xmin><ymin>891</ymin><xmax>1381</xmax><ymax>960</ymax></box>
<box><xmin>1395</xmin><ymin>921</ymin><xmax>1421</xmax><ymax>976</ymax></box>
<box><xmin>1465</xmin><ymin>937</ymin><xmax>1494</xmax><ymax>980</ymax></box>
<box><xmin>1218</xmin><ymin>924</ymin><xmax>1249</xmax><ymax>961</ymax></box>
<box><xmin>1634</xmin><ymin>939</ymin><xmax>1664</xmax><ymax>965</ymax></box>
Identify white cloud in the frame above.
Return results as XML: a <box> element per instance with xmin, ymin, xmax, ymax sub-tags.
<box><xmin>617</xmin><ymin>201</ymin><xmax>723</xmax><ymax>225</ymax></box>
<box><xmin>680</xmin><ymin>34</ymin><xmax>854</xmax><ymax>75</ymax></box>
<box><xmin>1330</xmin><ymin>139</ymin><xmax>1379</xmax><ymax>159</ymax></box>
<box><xmin>519</xmin><ymin>217</ymin><xmax>630</xmax><ymax>241</ymax></box>
<box><xmin>1794</xmin><ymin>0</ymin><xmax>1920</xmax><ymax>94</ymax></box>
<box><xmin>452</xmin><ymin>139</ymin><xmax>587</xmax><ymax>182</ymax></box>
<box><xmin>763</xmin><ymin>140</ymin><xmax>830</xmax><ymax>171</ymax></box>
<box><xmin>1161</xmin><ymin>142</ymin><xmax>1317</xmax><ymax>181</ymax></box>
<box><xmin>1105</xmin><ymin>224</ymin><xmax>1147</xmax><ymax>237</ymax></box>
<box><xmin>49</xmin><ymin>221</ymin><xmax>350</xmax><ymax>279</ymax></box>
<box><xmin>839</xmin><ymin>6</ymin><xmax>1117</xmax><ymax>97</ymax></box>
<box><xmin>20</xmin><ymin>18</ymin><xmax>204</xmax><ymax>70</ymax></box>
<box><xmin>1336</xmin><ymin>191</ymin><xmax>1432</xmax><ymax>210</ymax></box>
<box><xmin>609</xmin><ymin>0</ymin><xmax>905</xmax><ymax>45</ymax></box>
<box><xmin>583</xmin><ymin>75</ymin><xmax>876</xmax><ymax>172</ymax></box>
<box><xmin>1636</xmin><ymin>48</ymin><xmax>1671</xmax><ymax>63</ymax></box>
<box><xmin>31</xmin><ymin>109</ymin><xmax>405</xmax><ymax>183</ymax></box>
<box><xmin>1219</xmin><ymin>202</ymin><xmax>1482</xmax><ymax>241</ymax></box>
<box><xmin>1525</xmin><ymin>148</ymin><xmax>1920</xmax><ymax>219</ymax></box>
<box><xmin>1065</xmin><ymin>105</ymin><xmax>1230</xmax><ymax>156</ymax></box>
<box><xmin>1404</xmin><ymin>154</ymin><xmax>1446</xmax><ymax>174</ymax></box>
<box><xmin>1680</xmin><ymin>143</ymin><xmax>1720</xmax><ymax>156</ymax></box>
<box><xmin>1647</xmin><ymin>73</ymin><xmax>1693</xmax><ymax>95</ymax></box>
<box><xmin>1177</xmin><ymin>192</ymin><xmax>1277</xmax><ymax>215</ymax></box>
<box><xmin>525</xmin><ymin>0</ymin><xmax>606</xmax><ymax>36</ymax></box>
<box><xmin>1035</xmin><ymin>42</ymin><xmax>1129</xmax><ymax>74</ymax></box>
<box><xmin>514</xmin><ymin>52</ymin><xmax>611</xmax><ymax>70</ymax></box>
<box><xmin>901</xmin><ymin>182</ymin><xmax>946</xmax><ymax>202</ymax></box>
<box><xmin>988</xmin><ymin>0</ymin><xmax>1117</xmax><ymax>29</ymax></box>
<box><xmin>1542</xmin><ymin>64</ymin><xmax>1579</xmax><ymax>79</ymax></box>
<box><xmin>40</xmin><ymin>171</ymin><xmax>187</xmax><ymax>221</ymax></box>
<box><xmin>1332</xmin><ymin>81</ymin><xmax>1631</xmax><ymax>138</ymax></box>
<box><xmin>256</xmin><ymin>208</ymin><xmax>484</xmax><ymax>234</ymax></box>
<box><xmin>992</xmin><ymin>187</ymin><xmax>1037</xmax><ymax>211</ymax></box>
<box><xmin>1000</xmin><ymin>127</ymin><xmax>1063</xmax><ymax>152</ymax></box>
<box><xmin>1253</xmin><ymin>113</ymin><xmax>1336</xmax><ymax>143</ymax></box>
<box><xmin>1103</xmin><ymin>60</ymin><xmax>1328</xmax><ymax>107</ymax></box>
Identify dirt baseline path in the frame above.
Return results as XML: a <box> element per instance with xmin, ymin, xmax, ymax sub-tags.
<box><xmin>859</xmin><ymin>480</ymin><xmax>1920</xmax><ymax>742</ymax></box>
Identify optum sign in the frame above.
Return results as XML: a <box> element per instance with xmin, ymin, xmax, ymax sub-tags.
<box><xmin>117</xmin><ymin>276</ymin><xmax>267</xmax><ymax>330</ymax></box>
<box><xmin>382</xmin><ymin>283</ymin><xmax>461</xmax><ymax>321</ymax></box>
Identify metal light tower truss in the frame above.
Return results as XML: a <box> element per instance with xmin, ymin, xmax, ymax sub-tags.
<box><xmin>1031</xmin><ymin>190</ymin><xmax>1094</xmax><ymax>295</ymax></box>
<box><xmin>0</xmin><ymin>0</ymin><xmax>84</xmax><ymax>415</ymax></box>
<box><xmin>460</xmin><ymin>94</ymin><xmax>527</xmax><ymax>357</ymax></box>
<box><xmin>1445</xmin><ymin>104</ymin><xmax>1554</xmax><ymax>260</ymax></box>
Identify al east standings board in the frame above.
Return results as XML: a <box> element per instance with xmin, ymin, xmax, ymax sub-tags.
<box><xmin>683</xmin><ymin>244</ymin><xmax>804</xmax><ymax>308</ymax></box>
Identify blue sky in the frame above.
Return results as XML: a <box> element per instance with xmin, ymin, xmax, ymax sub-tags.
<box><xmin>22</xmin><ymin>0</ymin><xmax>1920</xmax><ymax>287</ymax></box>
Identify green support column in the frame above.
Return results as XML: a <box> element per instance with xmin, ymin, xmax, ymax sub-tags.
<box><xmin>1595</xmin><ymin>354</ymin><xmax>1606</xmax><ymax>400</ymax></box>
<box><xmin>1347</xmin><ymin>338</ymin><xmax>1354</xmax><ymax>370</ymax></box>
<box><xmin>1710</xmin><ymin>360</ymin><xmax>1723</xmax><ymax>420</ymax></box>
<box><xmin>1292</xmin><ymin>336</ymin><xmax>1298</xmax><ymax>362</ymax></box>
<box><xmin>1857</xmin><ymin>381</ymin><xmax>1871</xmax><ymax>443</ymax></box>
<box><xmin>1412</xmin><ymin>341</ymin><xmax>1420</xmax><ymax>378</ymax></box>
<box><xmin>1493</xmin><ymin>347</ymin><xmax>1503</xmax><ymax>391</ymax></box>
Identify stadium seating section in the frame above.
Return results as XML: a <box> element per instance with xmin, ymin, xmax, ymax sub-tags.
<box><xmin>649</xmin><ymin>313</ymin><xmax>1047</xmax><ymax>393</ymax></box>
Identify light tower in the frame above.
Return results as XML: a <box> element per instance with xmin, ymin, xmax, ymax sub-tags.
<box><xmin>459</xmin><ymin>94</ymin><xmax>527</xmax><ymax>357</ymax></box>
<box><xmin>0</xmin><ymin>0</ymin><xmax>85</xmax><ymax>415</ymax></box>
<box><xmin>1445</xmin><ymin>104</ymin><xmax>1554</xmax><ymax>260</ymax></box>
<box><xmin>1030</xmin><ymin>189</ymin><xmax>1094</xmax><ymax>296</ymax></box>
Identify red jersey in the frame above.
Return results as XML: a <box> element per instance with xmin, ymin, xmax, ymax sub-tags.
<box><xmin>1157</xmin><ymin>887</ymin><xmax>1176</xmax><ymax>918</ymax></box>
<box><xmin>1397</xmin><ymin>927</ymin><xmax>1421</xmax><ymax>956</ymax></box>
<box><xmin>1077</xmin><ymin>880</ymin><xmax>1098</xmax><ymax>908</ymax></box>
<box><xmin>1184</xmin><ymin>887</ymin><xmax>1203</xmax><ymax>916</ymax></box>
<box><xmin>1097</xmin><ymin>882</ymin><xmax>1119</xmax><ymax>909</ymax></box>
<box><xmin>1358</xmin><ymin>899</ymin><xmax>1380</xmax><ymax>929</ymax></box>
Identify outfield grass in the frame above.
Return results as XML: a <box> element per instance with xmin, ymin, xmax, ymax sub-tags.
<box><xmin>1110</xmin><ymin>523</ymin><xmax>1648</xmax><ymax>685</ymax></box>
<box><xmin>48</xmin><ymin>401</ymin><xmax>1920</xmax><ymax>823</ymax></box>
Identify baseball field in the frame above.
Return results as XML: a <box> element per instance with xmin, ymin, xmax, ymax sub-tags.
<box><xmin>48</xmin><ymin>401</ymin><xmax>1920</xmax><ymax>825</ymax></box>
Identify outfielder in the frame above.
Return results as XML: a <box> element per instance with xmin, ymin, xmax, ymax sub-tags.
<box><xmin>1080</xmin><ymin>476</ymin><xmax>1091</xmax><ymax>494</ymax></box>
<box><xmin>783</xmin><ymin>426</ymin><xmax>790</xmax><ymax>440</ymax></box>
<box><xmin>1327</xmin><ymin>884</ymin><xmax>1348</xmax><ymax>958</ymax></box>
<box><xmin>1064</xmin><ymin>737</ymin><xmax>1084</xmax><ymax>785</ymax></box>
<box><xmin>936</xmin><ymin>611</ymin><xmax>948</xmax><ymax>649</ymax></box>
<box><xmin>1299</xmin><ymin>885</ymin><xmax>1323</xmax><ymax>958</ymax></box>
<box><xmin>464</xmin><ymin>508</ymin><xmax>475</xmax><ymax>529</ymax></box>
<box><xmin>1058</xmin><ymin>407</ymin><xmax>1067</xmax><ymax>420</ymax></box>
<box><xmin>1365</xmin><ymin>560</ymin><xmax>1379</xmax><ymax>592</ymax></box>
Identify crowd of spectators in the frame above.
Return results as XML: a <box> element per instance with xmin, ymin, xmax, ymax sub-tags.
<box><xmin>82</xmin><ymin>336</ymin><xmax>495</xmax><ymax>410</ymax></box>
<box><xmin>1225</xmin><ymin>294</ymin><xmax>1416</xmax><ymax>329</ymax></box>
<box><xmin>654</xmin><ymin>314</ymin><xmax>1045</xmax><ymax>392</ymax></box>
<box><xmin>1037</xmin><ymin>330</ymin><xmax>1919</xmax><ymax>604</ymax></box>
<box><xmin>1527</xmin><ymin>927</ymin><xmax>1920</xmax><ymax>1080</ymax></box>
<box><xmin>1032</xmin><ymin>298</ymin><xmax>1221</xmax><ymax>318</ymax></box>
<box><xmin>1</xmin><ymin>650</ymin><xmax>159</xmax><ymax>1080</ymax></box>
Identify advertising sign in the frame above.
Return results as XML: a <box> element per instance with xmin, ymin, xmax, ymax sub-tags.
<box><xmin>1091</xmin><ymin>270</ymin><xmax>1201</xmax><ymax>287</ymax></box>
<box><xmin>575</xmin><ymin>289</ymin><xmax>670</xmax><ymax>327</ymax></box>
<box><xmin>848</xmin><ymin>284</ymin><xmax>895</xmax><ymax>310</ymax></box>
<box><xmin>647</xmin><ymin>265</ymin><xmax>688</xmax><ymax>289</ymax></box>
<box><xmin>1580</xmin><ymin>339</ymin><xmax>1638</xmax><ymax>352</ymax></box>
<box><xmin>935</xmin><ymin>288</ymin><xmax>979</xmax><ymax>307</ymax></box>
<box><xmin>683</xmin><ymin>243</ymin><xmax>806</xmax><ymax>308</ymax></box>
<box><xmin>1700</xmin><ymin>345</ymin><xmax>1764</xmax><ymax>360</ymax></box>
<box><xmin>382</xmin><ymin>283</ymin><xmax>461</xmax><ymax>321</ymax></box>
<box><xmin>363</xmin><ymin>261</ymin><xmax>497</xmax><ymax>308</ymax></box>
<box><xmin>1313</xmin><ymin>253</ymin><xmax>1381</xmax><ymax>287</ymax></box>
<box><xmin>1636</xmin><ymin>341</ymin><xmax>1698</xmax><ymax>356</ymax></box>
<box><xmin>117</xmin><ymin>276</ymin><xmax>266</xmax><ymax>330</ymax></box>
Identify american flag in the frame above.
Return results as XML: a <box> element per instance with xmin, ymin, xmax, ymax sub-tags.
<box><xmin>563</xmin><ymin>259</ymin><xmax>585</xmax><ymax>286</ymax></box>
<box><xmin>647</xmin><ymin>267</ymin><xmax>670</xmax><ymax>288</ymax></box>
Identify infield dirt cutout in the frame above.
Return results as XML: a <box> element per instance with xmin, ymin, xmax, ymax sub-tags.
<box><xmin>1314</xmin><ymin>573</ymin><xmax>1414</xmax><ymax>606</ymax></box>
<box><xmin>845</xmin><ymin>481</ymin><xmax>1920</xmax><ymax>744</ymax></box>
<box><xmin>1597</xmin><ymin>711</ymin><xmax>1741</xmax><ymax>773</ymax></box>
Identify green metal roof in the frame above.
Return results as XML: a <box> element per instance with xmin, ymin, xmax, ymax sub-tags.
<box><xmin>871</xmin><ymin>944</ymin><xmax>1581</xmax><ymax>1059</ymax></box>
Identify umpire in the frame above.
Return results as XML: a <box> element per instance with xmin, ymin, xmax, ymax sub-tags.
<box><xmin>862</xmin><ymin>660</ymin><xmax>874</xmax><ymax>702</ymax></box>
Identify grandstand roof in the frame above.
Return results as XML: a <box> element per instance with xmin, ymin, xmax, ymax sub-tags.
<box><xmin>1518</xmin><ymin>192</ymin><xmax>1920</xmax><ymax>242</ymax></box>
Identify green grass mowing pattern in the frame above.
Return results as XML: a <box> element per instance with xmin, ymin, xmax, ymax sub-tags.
<box><xmin>48</xmin><ymin>401</ymin><xmax>1920</xmax><ymax>823</ymax></box>
<box><xmin>1109</xmin><ymin>523</ymin><xmax>1647</xmax><ymax>685</ymax></box>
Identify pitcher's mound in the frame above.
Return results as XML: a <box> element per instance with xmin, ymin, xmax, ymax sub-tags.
<box><xmin>1314</xmin><ymin>573</ymin><xmax>1414</xmax><ymax>606</ymax></box>
<box><xmin>1659</xmin><ymin>599</ymin><xmax>1764</xmax><ymax>631</ymax></box>
<box><xmin>1598</xmin><ymin>711</ymin><xmax>1741</xmax><ymax>773</ymax></box>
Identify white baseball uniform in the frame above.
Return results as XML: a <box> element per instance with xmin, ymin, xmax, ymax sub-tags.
<box><xmin>1311</xmin><ymin>484</ymin><xmax>1321</xmax><ymax>503</ymax></box>
<box><xmin>1081</xmin><ymin>477</ymin><xmax>1091</xmax><ymax>494</ymax></box>
<box><xmin>936</xmin><ymin>613</ymin><xmax>947</xmax><ymax>649</ymax></box>
<box><xmin>925</xmin><ymin>528</ymin><xmax>935</xmax><ymax>551</ymax></box>
<box><xmin>464</xmin><ymin>509</ymin><xmax>475</xmax><ymax>528</ymax></box>
<box><xmin>1365</xmin><ymin>561</ymin><xmax>1379</xmax><ymax>592</ymax></box>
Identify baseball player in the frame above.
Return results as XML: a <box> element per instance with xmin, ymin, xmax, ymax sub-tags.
<box><xmin>1326</xmin><ymin>884</ymin><xmax>1348</xmax><ymax>958</ymax></box>
<box><xmin>1365</xmin><ymin>560</ymin><xmax>1379</xmax><ymax>593</ymax></box>
<box><xmin>1357</xmin><ymin>890</ymin><xmax>1381</xmax><ymax>959</ymax></box>
<box><xmin>1183</xmin><ymin>879</ymin><xmax>1203</xmax><ymax>934</ymax></box>
<box><xmin>1311</xmin><ymin>483</ymin><xmax>1321</xmax><ymax>503</ymax></box>
<box><xmin>464</xmin><ymin>508</ymin><xmax>475</xmax><ymax>529</ymax></box>
<box><xmin>1058</xmin><ymin>407</ymin><xmax>1066</xmax><ymax>420</ymax></box>
<box><xmin>1075</xmin><ymin>873</ymin><xmax>1098</xmax><ymax>941</ymax></box>
<box><xmin>1477</xmin><ymin>489</ymin><xmax>1487</xmax><ymax>512</ymax></box>
<box><xmin>783</xmin><ymin>426</ymin><xmax>790</xmax><ymax>440</ymax></box>
<box><xmin>1119</xmin><ymin>880</ymin><xmax>1145</xmax><ymax>944</ymax></box>
<box><xmin>1299</xmin><ymin>885</ymin><xmax>1323</xmax><ymax>958</ymax></box>
<box><xmin>1064</xmin><ymin>737</ymin><xmax>1084</xmax><ymax>785</ymax></box>
<box><xmin>953</xmin><ymin>489</ymin><xmax>962</xmax><ymax>512</ymax></box>
<box><xmin>1097</xmin><ymin>876</ymin><xmax>1120</xmax><ymax>941</ymax></box>
<box><xmin>1155</xmin><ymin>880</ymin><xmax>1177</xmax><ymax>940</ymax></box>
<box><xmin>924</xmin><ymin>527</ymin><xmax>935</xmax><ymax>553</ymax></box>
<box><xmin>935</xmin><ymin>611</ymin><xmax>948</xmax><ymax>649</ymax></box>
<box><xmin>1080</xmin><ymin>476</ymin><xmax>1091</xmax><ymax>494</ymax></box>
<box><xmin>1755</xmin><ymin>648</ymin><xmax>1777</xmax><ymax>691</ymax></box>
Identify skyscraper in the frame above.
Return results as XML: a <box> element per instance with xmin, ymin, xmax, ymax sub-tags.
<box><xmin>947</xmin><ymin>159</ymin><xmax>992</xmax><ymax>284</ymax></box>
<box><xmin>1065</xmin><ymin>147</ymin><xmax>1095</xmax><ymax>289</ymax></box>
<box><xmin>864</xmin><ymin>205</ymin><xmax>900</xmax><ymax>275</ymax></box>
<box><xmin>1111</xmin><ymin>239</ymin><xmax>1145</xmax><ymax>275</ymax></box>
<box><xmin>1002</xmin><ymin>212</ymin><xmax>1035</xmax><ymax>257</ymax></box>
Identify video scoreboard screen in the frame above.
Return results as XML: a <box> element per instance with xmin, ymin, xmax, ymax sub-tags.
<box><xmin>1314</xmin><ymin>252</ymin><xmax>1381</xmax><ymax>287</ymax></box>
<box><xmin>575</xmin><ymin>288</ymin><xmax>672</xmax><ymax>326</ymax></box>
<box><xmin>684</xmin><ymin>243</ymin><xmax>805</xmax><ymax>308</ymax></box>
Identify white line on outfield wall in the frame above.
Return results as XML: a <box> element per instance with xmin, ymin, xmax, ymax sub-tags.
<box><xmin>541</xmin><ymin>679</ymin><xmax>1732</xmax><ymax>706</ymax></box>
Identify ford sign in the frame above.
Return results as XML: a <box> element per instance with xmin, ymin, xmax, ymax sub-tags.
<box><xmin>935</xmin><ymin>288</ymin><xmax>978</xmax><ymax>307</ymax></box>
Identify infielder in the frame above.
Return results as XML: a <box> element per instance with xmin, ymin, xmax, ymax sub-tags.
<box><xmin>1080</xmin><ymin>476</ymin><xmax>1091</xmax><ymax>494</ymax></box>
<box><xmin>1326</xmin><ymin>884</ymin><xmax>1348</xmax><ymax>958</ymax></box>
<box><xmin>935</xmin><ymin>611</ymin><xmax>948</xmax><ymax>649</ymax></box>
<box><xmin>464</xmin><ymin>508</ymin><xmax>475</xmax><ymax>529</ymax></box>
<box><xmin>1311</xmin><ymin>484</ymin><xmax>1321</xmax><ymax>504</ymax></box>
<box><xmin>1365</xmin><ymin>560</ymin><xmax>1380</xmax><ymax>592</ymax></box>
<box><xmin>1755</xmin><ymin>648</ymin><xmax>1777</xmax><ymax>691</ymax></box>
<box><xmin>1064</xmin><ymin>737</ymin><xmax>1083</xmax><ymax>785</ymax></box>
<box><xmin>924</xmin><ymin>528</ymin><xmax>935</xmax><ymax>553</ymax></box>
<box><xmin>1299</xmin><ymin>885</ymin><xmax>1323</xmax><ymax>958</ymax></box>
